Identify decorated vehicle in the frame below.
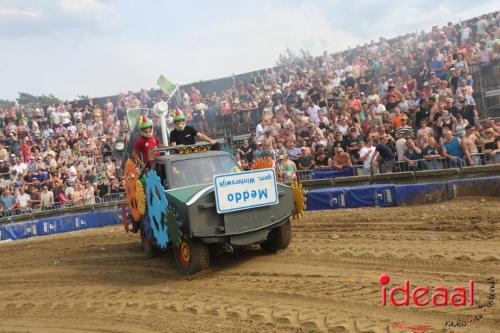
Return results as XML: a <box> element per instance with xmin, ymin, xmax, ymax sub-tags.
<box><xmin>122</xmin><ymin>106</ymin><xmax>306</xmax><ymax>275</ymax></box>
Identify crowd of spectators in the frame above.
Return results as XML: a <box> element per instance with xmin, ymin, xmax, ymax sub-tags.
<box><xmin>1</xmin><ymin>13</ymin><xmax>499</xmax><ymax>218</ymax></box>
<box><xmin>0</xmin><ymin>93</ymin><xmax>146</xmax><ymax>217</ymax></box>
<box><xmin>180</xmin><ymin>13</ymin><xmax>499</xmax><ymax>178</ymax></box>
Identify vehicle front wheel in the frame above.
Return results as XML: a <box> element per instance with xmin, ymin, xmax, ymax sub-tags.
<box><xmin>173</xmin><ymin>238</ymin><xmax>209</xmax><ymax>275</ymax></box>
<box><xmin>261</xmin><ymin>219</ymin><xmax>292</xmax><ymax>252</ymax></box>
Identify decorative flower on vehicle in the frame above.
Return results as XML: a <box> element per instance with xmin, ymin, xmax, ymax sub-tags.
<box><xmin>165</xmin><ymin>205</ymin><xmax>183</xmax><ymax>247</ymax></box>
<box><xmin>251</xmin><ymin>157</ymin><xmax>273</xmax><ymax>170</ymax></box>
<box><xmin>291</xmin><ymin>181</ymin><xmax>306</xmax><ymax>219</ymax></box>
<box><xmin>124</xmin><ymin>159</ymin><xmax>142</xmax><ymax>222</ymax></box>
<box><xmin>145</xmin><ymin>170</ymin><xmax>169</xmax><ymax>248</ymax></box>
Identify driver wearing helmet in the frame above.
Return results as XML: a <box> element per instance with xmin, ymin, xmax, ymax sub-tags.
<box><xmin>169</xmin><ymin>109</ymin><xmax>216</xmax><ymax>146</ymax></box>
<box><xmin>133</xmin><ymin>115</ymin><xmax>162</xmax><ymax>170</ymax></box>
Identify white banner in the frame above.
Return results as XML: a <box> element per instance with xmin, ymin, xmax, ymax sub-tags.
<box><xmin>214</xmin><ymin>168</ymin><xmax>279</xmax><ymax>214</ymax></box>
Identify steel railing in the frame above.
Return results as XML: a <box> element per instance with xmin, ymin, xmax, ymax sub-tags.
<box><xmin>0</xmin><ymin>194</ymin><xmax>125</xmax><ymax>224</ymax></box>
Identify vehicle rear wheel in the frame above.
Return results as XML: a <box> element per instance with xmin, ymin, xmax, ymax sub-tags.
<box><xmin>140</xmin><ymin>223</ymin><xmax>156</xmax><ymax>258</ymax></box>
<box><xmin>261</xmin><ymin>219</ymin><xmax>292</xmax><ymax>252</ymax></box>
<box><xmin>173</xmin><ymin>238</ymin><xmax>209</xmax><ymax>275</ymax></box>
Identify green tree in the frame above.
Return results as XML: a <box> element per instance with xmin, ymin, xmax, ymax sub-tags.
<box><xmin>276</xmin><ymin>47</ymin><xmax>299</xmax><ymax>67</ymax></box>
<box><xmin>0</xmin><ymin>99</ymin><xmax>15</xmax><ymax>108</ymax></box>
<box><xmin>16</xmin><ymin>92</ymin><xmax>60</xmax><ymax>106</ymax></box>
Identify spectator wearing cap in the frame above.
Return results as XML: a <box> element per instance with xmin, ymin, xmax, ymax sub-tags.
<box><xmin>371</xmin><ymin>136</ymin><xmax>395</xmax><ymax>173</ymax></box>
<box><xmin>346</xmin><ymin>127</ymin><xmax>363</xmax><ymax>157</ymax></box>
<box><xmin>329</xmin><ymin>144</ymin><xmax>352</xmax><ymax>170</ymax></box>
<box><xmin>395</xmin><ymin>114</ymin><xmax>413</xmax><ymax>139</ymax></box>
<box><xmin>12</xmin><ymin>158</ymin><xmax>27</xmax><ymax>176</ymax></box>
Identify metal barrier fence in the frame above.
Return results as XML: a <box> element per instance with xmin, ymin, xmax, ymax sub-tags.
<box><xmin>0</xmin><ymin>193</ymin><xmax>126</xmax><ymax>224</ymax></box>
<box><xmin>278</xmin><ymin>153</ymin><xmax>499</xmax><ymax>183</ymax></box>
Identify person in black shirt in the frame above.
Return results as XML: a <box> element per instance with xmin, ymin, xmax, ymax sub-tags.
<box><xmin>414</xmin><ymin>97</ymin><xmax>430</xmax><ymax>129</ymax></box>
<box><xmin>0</xmin><ymin>160</ymin><xmax>10</xmax><ymax>180</ymax></box>
<box><xmin>371</xmin><ymin>136</ymin><xmax>395</xmax><ymax>174</ymax></box>
<box><xmin>314</xmin><ymin>148</ymin><xmax>330</xmax><ymax>168</ymax></box>
<box><xmin>169</xmin><ymin>110</ymin><xmax>215</xmax><ymax>146</ymax></box>
<box><xmin>96</xmin><ymin>177</ymin><xmax>109</xmax><ymax>198</ymax></box>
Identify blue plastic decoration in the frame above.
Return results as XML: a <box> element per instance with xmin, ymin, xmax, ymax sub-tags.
<box><xmin>145</xmin><ymin>170</ymin><xmax>169</xmax><ymax>248</ymax></box>
<box><xmin>142</xmin><ymin>214</ymin><xmax>154</xmax><ymax>241</ymax></box>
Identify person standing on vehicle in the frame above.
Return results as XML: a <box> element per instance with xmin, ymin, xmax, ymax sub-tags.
<box><xmin>169</xmin><ymin>110</ymin><xmax>216</xmax><ymax>146</ymax></box>
<box><xmin>133</xmin><ymin>116</ymin><xmax>161</xmax><ymax>170</ymax></box>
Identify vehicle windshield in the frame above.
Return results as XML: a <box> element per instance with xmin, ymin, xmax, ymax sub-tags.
<box><xmin>169</xmin><ymin>155</ymin><xmax>241</xmax><ymax>189</ymax></box>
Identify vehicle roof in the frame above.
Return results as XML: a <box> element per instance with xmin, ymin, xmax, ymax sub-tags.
<box><xmin>156</xmin><ymin>150</ymin><xmax>232</xmax><ymax>163</ymax></box>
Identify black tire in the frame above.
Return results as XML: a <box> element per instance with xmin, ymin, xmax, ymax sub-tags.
<box><xmin>173</xmin><ymin>238</ymin><xmax>209</xmax><ymax>275</ymax></box>
<box><xmin>261</xmin><ymin>219</ymin><xmax>292</xmax><ymax>252</ymax></box>
<box><xmin>140</xmin><ymin>224</ymin><xmax>156</xmax><ymax>258</ymax></box>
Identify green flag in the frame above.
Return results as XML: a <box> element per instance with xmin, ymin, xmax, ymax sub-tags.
<box><xmin>126</xmin><ymin>108</ymin><xmax>143</xmax><ymax>131</ymax></box>
<box><xmin>157</xmin><ymin>75</ymin><xmax>177</xmax><ymax>95</ymax></box>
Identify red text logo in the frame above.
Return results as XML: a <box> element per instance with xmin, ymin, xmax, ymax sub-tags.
<box><xmin>379</xmin><ymin>274</ymin><xmax>474</xmax><ymax>307</ymax></box>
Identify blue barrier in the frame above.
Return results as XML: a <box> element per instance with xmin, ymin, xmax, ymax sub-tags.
<box><xmin>306</xmin><ymin>187</ymin><xmax>346</xmax><ymax>210</ymax></box>
<box><xmin>345</xmin><ymin>184</ymin><xmax>397</xmax><ymax>208</ymax></box>
<box><xmin>305</xmin><ymin>177</ymin><xmax>499</xmax><ymax>211</ymax></box>
<box><xmin>396</xmin><ymin>182</ymin><xmax>448</xmax><ymax>205</ymax></box>
<box><xmin>306</xmin><ymin>184</ymin><xmax>397</xmax><ymax>210</ymax></box>
<box><xmin>446</xmin><ymin>176</ymin><xmax>500</xmax><ymax>199</ymax></box>
<box><xmin>311</xmin><ymin>167</ymin><xmax>355</xmax><ymax>180</ymax></box>
<box><xmin>0</xmin><ymin>209</ymin><xmax>122</xmax><ymax>242</ymax></box>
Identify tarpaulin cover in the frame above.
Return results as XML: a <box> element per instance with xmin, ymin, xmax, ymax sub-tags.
<box><xmin>306</xmin><ymin>187</ymin><xmax>346</xmax><ymax>211</ymax></box>
<box><xmin>311</xmin><ymin>167</ymin><xmax>355</xmax><ymax>180</ymax></box>
<box><xmin>0</xmin><ymin>209</ymin><xmax>122</xmax><ymax>242</ymax></box>
<box><xmin>395</xmin><ymin>182</ymin><xmax>448</xmax><ymax>205</ymax></box>
<box><xmin>446</xmin><ymin>176</ymin><xmax>500</xmax><ymax>199</ymax></box>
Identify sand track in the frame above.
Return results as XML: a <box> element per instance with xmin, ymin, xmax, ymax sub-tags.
<box><xmin>0</xmin><ymin>197</ymin><xmax>499</xmax><ymax>332</ymax></box>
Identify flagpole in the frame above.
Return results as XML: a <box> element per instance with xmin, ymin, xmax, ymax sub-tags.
<box><xmin>176</xmin><ymin>83</ymin><xmax>181</xmax><ymax>108</ymax></box>
<box><xmin>161</xmin><ymin>84</ymin><xmax>179</xmax><ymax>146</ymax></box>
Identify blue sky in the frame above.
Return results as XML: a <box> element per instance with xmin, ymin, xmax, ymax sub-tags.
<box><xmin>0</xmin><ymin>0</ymin><xmax>497</xmax><ymax>101</ymax></box>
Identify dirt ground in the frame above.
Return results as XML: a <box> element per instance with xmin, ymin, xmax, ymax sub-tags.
<box><xmin>0</xmin><ymin>197</ymin><xmax>499</xmax><ymax>333</ymax></box>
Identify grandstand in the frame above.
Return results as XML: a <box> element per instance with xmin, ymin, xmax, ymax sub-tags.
<box><xmin>0</xmin><ymin>11</ymin><xmax>499</xmax><ymax>221</ymax></box>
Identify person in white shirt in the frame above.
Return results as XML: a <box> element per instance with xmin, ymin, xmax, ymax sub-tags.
<box><xmin>15</xmin><ymin>187</ymin><xmax>31</xmax><ymax>210</ymax></box>
<box><xmin>359</xmin><ymin>139</ymin><xmax>376</xmax><ymax>175</ymax></box>
<box><xmin>12</xmin><ymin>159</ymin><xmax>27</xmax><ymax>176</ymax></box>
<box><xmin>307</xmin><ymin>102</ymin><xmax>320</xmax><ymax>125</ymax></box>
